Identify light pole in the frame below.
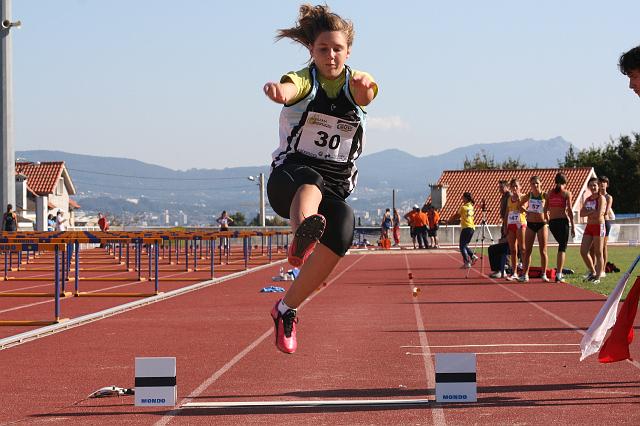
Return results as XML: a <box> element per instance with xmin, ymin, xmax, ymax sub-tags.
<box><xmin>1</xmin><ymin>1</ymin><xmax>20</xmax><ymax>211</ymax></box>
<box><xmin>247</xmin><ymin>173</ymin><xmax>266</xmax><ymax>227</ymax></box>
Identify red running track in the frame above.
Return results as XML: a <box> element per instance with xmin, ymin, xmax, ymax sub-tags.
<box><xmin>0</xmin><ymin>250</ymin><xmax>639</xmax><ymax>425</ymax></box>
<box><xmin>0</xmin><ymin>246</ymin><xmax>284</xmax><ymax>338</ymax></box>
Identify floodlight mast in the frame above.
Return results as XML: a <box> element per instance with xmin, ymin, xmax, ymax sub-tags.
<box><xmin>247</xmin><ymin>174</ymin><xmax>266</xmax><ymax>227</ymax></box>
<box><xmin>0</xmin><ymin>0</ymin><xmax>18</xmax><ymax>210</ymax></box>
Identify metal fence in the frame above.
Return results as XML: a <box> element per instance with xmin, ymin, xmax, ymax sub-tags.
<box><xmin>69</xmin><ymin>223</ymin><xmax>640</xmax><ymax>247</ymax></box>
<box><xmin>352</xmin><ymin>224</ymin><xmax>640</xmax><ymax>247</ymax></box>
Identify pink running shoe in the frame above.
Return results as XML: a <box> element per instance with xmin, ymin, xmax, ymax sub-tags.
<box><xmin>270</xmin><ymin>299</ymin><xmax>298</xmax><ymax>354</ymax></box>
<box><xmin>288</xmin><ymin>214</ymin><xmax>326</xmax><ymax>267</ymax></box>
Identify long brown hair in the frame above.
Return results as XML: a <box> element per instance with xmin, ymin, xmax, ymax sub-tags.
<box><xmin>276</xmin><ymin>4</ymin><xmax>354</xmax><ymax>48</ymax></box>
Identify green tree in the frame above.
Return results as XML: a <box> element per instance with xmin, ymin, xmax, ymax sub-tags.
<box><xmin>229</xmin><ymin>212</ymin><xmax>246</xmax><ymax>226</ymax></box>
<box><xmin>248</xmin><ymin>214</ymin><xmax>289</xmax><ymax>226</ymax></box>
<box><xmin>463</xmin><ymin>150</ymin><xmax>496</xmax><ymax>169</ymax></box>
<box><xmin>464</xmin><ymin>150</ymin><xmax>530</xmax><ymax>170</ymax></box>
<box><xmin>559</xmin><ymin>133</ymin><xmax>640</xmax><ymax>213</ymax></box>
<box><xmin>499</xmin><ymin>157</ymin><xmax>529</xmax><ymax>169</ymax></box>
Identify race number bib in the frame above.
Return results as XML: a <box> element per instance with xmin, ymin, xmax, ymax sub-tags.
<box><xmin>584</xmin><ymin>200</ymin><xmax>596</xmax><ymax>211</ymax></box>
<box><xmin>297</xmin><ymin>112</ymin><xmax>359</xmax><ymax>163</ymax></box>
<box><xmin>507</xmin><ymin>211</ymin><xmax>521</xmax><ymax>225</ymax></box>
<box><xmin>528</xmin><ymin>198</ymin><xmax>543</xmax><ymax>214</ymax></box>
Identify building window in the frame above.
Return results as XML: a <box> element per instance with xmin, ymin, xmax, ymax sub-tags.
<box><xmin>56</xmin><ymin>178</ymin><xmax>64</xmax><ymax>195</ymax></box>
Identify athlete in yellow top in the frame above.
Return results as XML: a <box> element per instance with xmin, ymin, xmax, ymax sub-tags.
<box><xmin>457</xmin><ymin>192</ymin><xmax>478</xmax><ymax>268</ymax></box>
<box><xmin>505</xmin><ymin>179</ymin><xmax>526</xmax><ymax>281</ymax></box>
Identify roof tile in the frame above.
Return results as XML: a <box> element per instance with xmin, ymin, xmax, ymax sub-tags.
<box><xmin>15</xmin><ymin>162</ymin><xmax>65</xmax><ymax>195</ymax></box>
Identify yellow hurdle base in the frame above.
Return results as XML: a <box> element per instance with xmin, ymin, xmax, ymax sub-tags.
<box><xmin>155</xmin><ymin>277</ymin><xmax>206</xmax><ymax>282</ymax></box>
<box><xmin>78</xmin><ymin>277</ymin><xmax>146</xmax><ymax>282</ymax></box>
<box><xmin>0</xmin><ymin>292</ymin><xmax>73</xmax><ymax>298</ymax></box>
<box><xmin>74</xmin><ymin>292</ymin><xmax>162</xmax><ymax>298</ymax></box>
<box><xmin>0</xmin><ymin>318</ymin><xmax>69</xmax><ymax>327</ymax></box>
<box><xmin>0</xmin><ymin>277</ymin><xmax>56</xmax><ymax>281</ymax></box>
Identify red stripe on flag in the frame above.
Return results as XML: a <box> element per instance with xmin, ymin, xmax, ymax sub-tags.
<box><xmin>598</xmin><ymin>277</ymin><xmax>640</xmax><ymax>363</ymax></box>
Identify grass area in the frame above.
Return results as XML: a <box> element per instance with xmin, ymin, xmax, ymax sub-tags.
<box><xmin>527</xmin><ymin>245</ymin><xmax>640</xmax><ymax>298</ymax></box>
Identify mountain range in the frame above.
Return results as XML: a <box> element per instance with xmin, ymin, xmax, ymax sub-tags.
<box><xmin>17</xmin><ymin>136</ymin><xmax>572</xmax><ymax>224</ymax></box>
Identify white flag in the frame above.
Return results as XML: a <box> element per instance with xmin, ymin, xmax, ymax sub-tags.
<box><xmin>580</xmin><ymin>255</ymin><xmax>640</xmax><ymax>361</ymax></box>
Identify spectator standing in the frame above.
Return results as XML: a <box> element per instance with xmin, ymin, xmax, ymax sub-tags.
<box><xmin>456</xmin><ymin>192</ymin><xmax>477</xmax><ymax>268</ymax></box>
<box><xmin>47</xmin><ymin>214</ymin><xmax>55</xmax><ymax>231</ymax></box>
<box><xmin>2</xmin><ymin>204</ymin><xmax>17</xmax><ymax>232</ymax></box>
<box><xmin>216</xmin><ymin>210</ymin><xmax>234</xmax><ymax>255</ymax></box>
<box><xmin>98</xmin><ymin>213</ymin><xmax>110</xmax><ymax>232</ymax></box>
<box><xmin>380</xmin><ymin>208</ymin><xmax>392</xmax><ymax>240</ymax></box>
<box><xmin>580</xmin><ymin>177</ymin><xmax>606</xmax><ymax>283</ymax></box>
<box><xmin>547</xmin><ymin>172</ymin><xmax>576</xmax><ymax>283</ymax></box>
<box><xmin>392</xmin><ymin>208</ymin><xmax>401</xmax><ymax>247</ymax></box>
<box><xmin>519</xmin><ymin>176</ymin><xmax>549</xmax><ymax>282</ymax></box>
<box><xmin>498</xmin><ymin>180</ymin><xmax>511</xmax><ymax>238</ymax></box>
<box><xmin>216</xmin><ymin>210</ymin><xmax>234</xmax><ymax>231</ymax></box>
<box><xmin>426</xmin><ymin>205</ymin><xmax>440</xmax><ymax>248</ymax></box>
<box><xmin>593</xmin><ymin>176</ymin><xmax>613</xmax><ymax>273</ymax></box>
<box><xmin>505</xmin><ymin>179</ymin><xmax>526</xmax><ymax>281</ymax></box>
<box><xmin>55</xmin><ymin>211</ymin><xmax>67</xmax><ymax>232</ymax></box>
<box><xmin>404</xmin><ymin>205</ymin><xmax>420</xmax><ymax>249</ymax></box>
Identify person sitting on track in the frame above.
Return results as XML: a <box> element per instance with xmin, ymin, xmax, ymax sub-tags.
<box><xmin>504</xmin><ymin>179</ymin><xmax>526</xmax><ymax>281</ymax></box>
<box><xmin>580</xmin><ymin>177</ymin><xmax>606</xmax><ymax>283</ymax></box>
<box><xmin>519</xmin><ymin>176</ymin><xmax>549</xmax><ymax>282</ymax></box>
<box><xmin>263</xmin><ymin>4</ymin><xmax>378</xmax><ymax>354</ymax></box>
<box><xmin>547</xmin><ymin>172</ymin><xmax>576</xmax><ymax>283</ymax></box>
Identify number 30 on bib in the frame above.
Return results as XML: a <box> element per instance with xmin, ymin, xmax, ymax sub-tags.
<box><xmin>297</xmin><ymin>112</ymin><xmax>359</xmax><ymax>163</ymax></box>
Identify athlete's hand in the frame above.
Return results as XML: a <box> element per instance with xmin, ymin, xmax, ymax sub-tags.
<box><xmin>263</xmin><ymin>82</ymin><xmax>288</xmax><ymax>104</ymax></box>
<box><xmin>571</xmin><ymin>227</ymin><xmax>576</xmax><ymax>238</ymax></box>
<box><xmin>351</xmin><ymin>73</ymin><xmax>375</xmax><ymax>91</ymax></box>
<box><xmin>350</xmin><ymin>74</ymin><xmax>377</xmax><ymax>106</ymax></box>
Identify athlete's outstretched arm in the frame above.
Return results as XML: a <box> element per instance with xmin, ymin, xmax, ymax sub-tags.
<box><xmin>263</xmin><ymin>81</ymin><xmax>297</xmax><ymax>104</ymax></box>
<box><xmin>350</xmin><ymin>74</ymin><xmax>377</xmax><ymax>106</ymax></box>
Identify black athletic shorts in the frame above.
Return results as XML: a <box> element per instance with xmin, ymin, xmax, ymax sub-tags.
<box><xmin>605</xmin><ymin>220</ymin><xmax>612</xmax><ymax>237</ymax></box>
<box><xmin>527</xmin><ymin>221</ymin><xmax>546</xmax><ymax>234</ymax></box>
<box><xmin>548</xmin><ymin>218</ymin><xmax>569</xmax><ymax>252</ymax></box>
<box><xmin>267</xmin><ymin>163</ymin><xmax>354</xmax><ymax>257</ymax></box>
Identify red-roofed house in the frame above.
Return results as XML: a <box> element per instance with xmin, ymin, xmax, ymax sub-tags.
<box><xmin>432</xmin><ymin>167</ymin><xmax>596</xmax><ymax>225</ymax></box>
<box><xmin>14</xmin><ymin>161</ymin><xmax>80</xmax><ymax>230</ymax></box>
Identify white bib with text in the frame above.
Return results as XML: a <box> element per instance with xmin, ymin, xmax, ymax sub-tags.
<box><xmin>297</xmin><ymin>112</ymin><xmax>358</xmax><ymax>163</ymax></box>
<box><xmin>527</xmin><ymin>198</ymin><xmax>544</xmax><ymax>214</ymax></box>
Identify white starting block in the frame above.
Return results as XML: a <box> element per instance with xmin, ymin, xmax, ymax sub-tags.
<box><xmin>135</xmin><ymin>357</ymin><xmax>176</xmax><ymax>406</ymax></box>
<box><xmin>435</xmin><ymin>353</ymin><xmax>477</xmax><ymax>403</ymax></box>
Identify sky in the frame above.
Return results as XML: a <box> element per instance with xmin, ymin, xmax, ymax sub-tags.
<box><xmin>9</xmin><ymin>0</ymin><xmax>640</xmax><ymax>171</ymax></box>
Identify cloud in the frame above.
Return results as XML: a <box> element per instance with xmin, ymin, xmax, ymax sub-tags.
<box><xmin>367</xmin><ymin>115</ymin><xmax>409</xmax><ymax>130</ymax></box>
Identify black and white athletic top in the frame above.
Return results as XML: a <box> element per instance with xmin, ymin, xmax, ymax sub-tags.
<box><xmin>270</xmin><ymin>65</ymin><xmax>367</xmax><ymax>199</ymax></box>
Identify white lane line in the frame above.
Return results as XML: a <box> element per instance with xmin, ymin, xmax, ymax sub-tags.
<box><xmin>404</xmin><ymin>254</ymin><xmax>446</xmax><ymax>426</ymax></box>
<box><xmin>444</xmin><ymin>252</ymin><xmax>640</xmax><ymax>371</ymax></box>
<box><xmin>0</xmin><ymin>260</ymin><xmax>288</xmax><ymax>350</ymax></box>
<box><xmin>155</xmin><ymin>255</ymin><xmax>366</xmax><ymax>426</ymax></box>
<box><xmin>182</xmin><ymin>399</ymin><xmax>431</xmax><ymax>409</ymax></box>
<box><xmin>406</xmin><ymin>351</ymin><xmax>582</xmax><ymax>356</ymax></box>
<box><xmin>0</xmin><ymin>270</ymin><xmax>153</xmax><ymax>314</ymax></box>
<box><xmin>402</xmin><ymin>343</ymin><xmax>580</xmax><ymax>348</ymax></box>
